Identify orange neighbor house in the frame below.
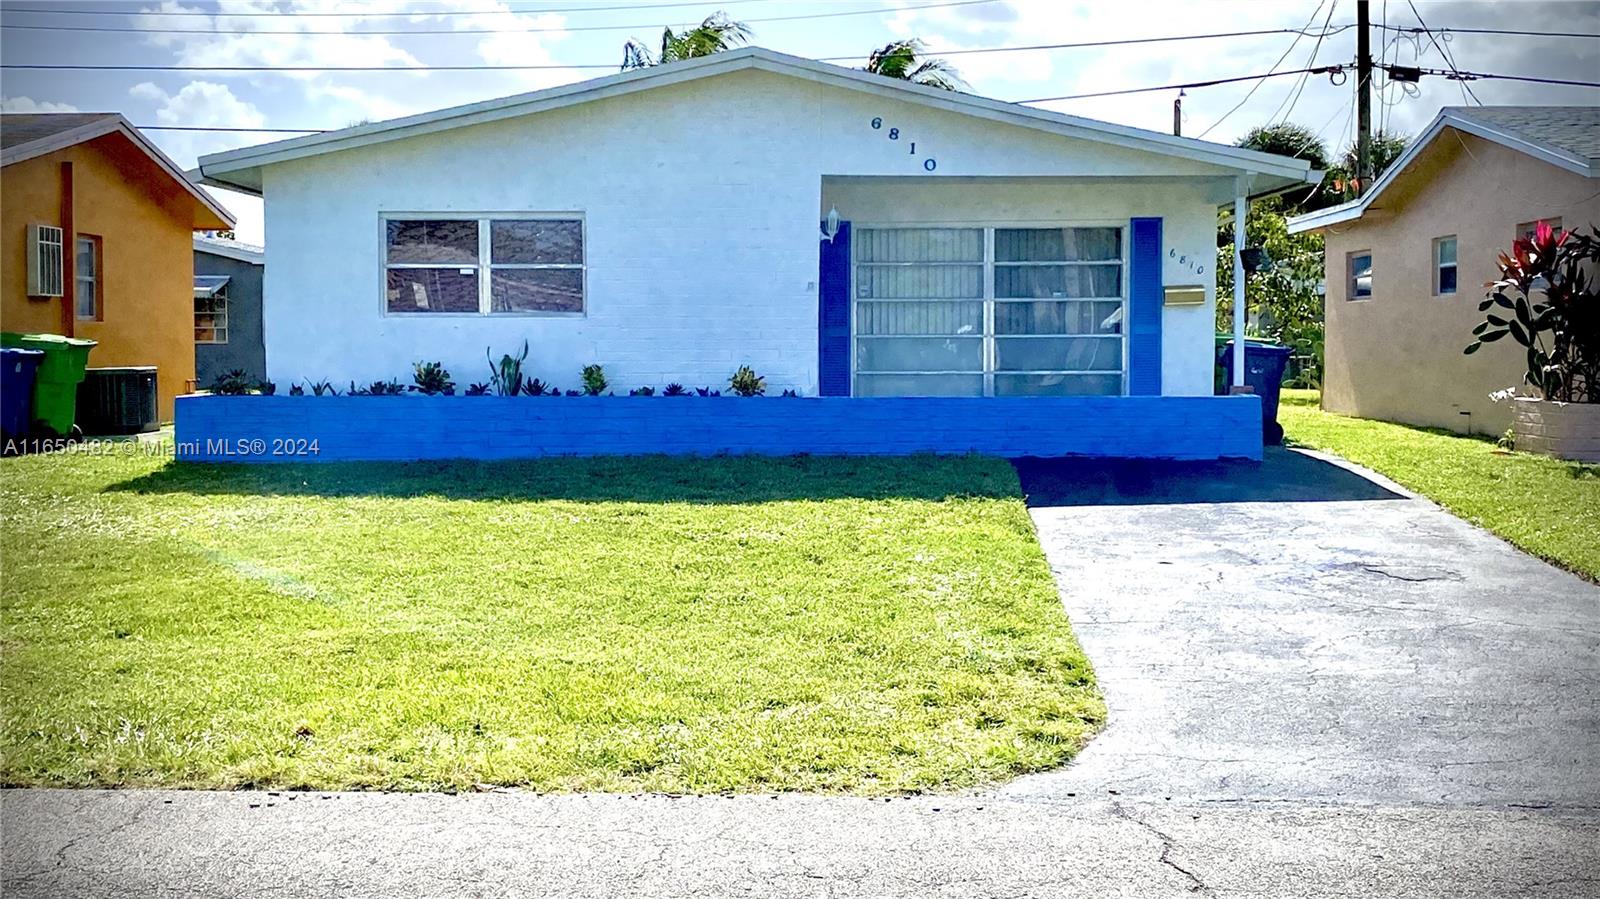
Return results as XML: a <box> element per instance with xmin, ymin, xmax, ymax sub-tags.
<box><xmin>2</xmin><ymin>113</ymin><xmax>234</xmax><ymax>421</ymax></box>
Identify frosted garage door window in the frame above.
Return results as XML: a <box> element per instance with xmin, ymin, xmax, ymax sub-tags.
<box><xmin>386</xmin><ymin>217</ymin><xmax>584</xmax><ymax>314</ymax></box>
<box><xmin>852</xmin><ymin>226</ymin><xmax>1125</xmax><ymax>396</ymax></box>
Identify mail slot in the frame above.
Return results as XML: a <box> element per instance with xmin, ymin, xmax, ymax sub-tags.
<box><xmin>1164</xmin><ymin>285</ymin><xmax>1206</xmax><ymax>306</ymax></box>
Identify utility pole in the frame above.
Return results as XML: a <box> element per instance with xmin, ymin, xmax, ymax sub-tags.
<box><xmin>1356</xmin><ymin>0</ymin><xmax>1374</xmax><ymax>193</ymax></box>
<box><xmin>1173</xmin><ymin>90</ymin><xmax>1184</xmax><ymax>136</ymax></box>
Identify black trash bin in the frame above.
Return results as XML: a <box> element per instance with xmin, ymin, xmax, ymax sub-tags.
<box><xmin>1219</xmin><ymin>340</ymin><xmax>1293</xmax><ymax>445</ymax></box>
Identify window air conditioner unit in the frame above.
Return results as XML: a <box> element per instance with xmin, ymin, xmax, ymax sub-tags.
<box><xmin>27</xmin><ymin>224</ymin><xmax>65</xmax><ymax>297</ymax></box>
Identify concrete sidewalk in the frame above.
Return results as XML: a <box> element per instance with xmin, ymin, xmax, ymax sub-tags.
<box><xmin>4</xmin><ymin>789</ymin><xmax>1598</xmax><ymax>899</ymax></box>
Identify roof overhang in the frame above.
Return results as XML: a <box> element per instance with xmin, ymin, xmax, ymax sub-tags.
<box><xmin>194</xmin><ymin>235</ymin><xmax>265</xmax><ymax>265</ymax></box>
<box><xmin>194</xmin><ymin>274</ymin><xmax>231</xmax><ymax>298</ymax></box>
<box><xmin>1287</xmin><ymin>107</ymin><xmax>1599</xmax><ymax>234</ymax></box>
<box><xmin>199</xmin><ymin>47</ymin><xmax>1318</xmax><ymax>197</ymax></box>
<box><xmin>4</xmin><ymin>114</ymin><xmax>236</xmax><ymax>230</ymax></box>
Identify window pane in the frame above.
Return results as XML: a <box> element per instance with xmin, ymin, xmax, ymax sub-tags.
<box><xmin>75</xmin><ymin>279</ymin><xmax>95</xmax><ymax>318</ymax></box>
<box><xmin>995</xmin><ymin>264</ymin><xmax>1121</xmax><ymax>299</ymax></box>
<box><xmin>995</xmin><ymin>336</ymin><xmax>1122</xmax><ymax>372</ymax></box>
<box><xmin>856</xmin><ymin>337</ymin><xmax>982</xmax><ymax>372</ymax></box>
<box><xmin>75</xmin><ymin>238</ymin><xmax>96</xmax><ymax>277</ymax></box>
<box><xmin>855</xmin><ymin>228</ymin><xmax>982</xmax><ymax>262</ymax></box>
<box><xmin>855</xmin><ymin>373</ymin><xmax>984</xmax><ymax>397</ymax></box>
<box><xmin>386</xmin><ymin>220</ymin><xmax>478</xmax><ymax>265</ymax></box>
<box><xmin>490</xmin><ymin>269</ymin><xmax>583</xmax><ymax>313</ymax></box>
<box><xmin>492</xmin><ymin>220</ymin><xmax>582</xmax><ymax>265</ymax></box>
<box><xmin>856</xmin><ymin>264</ymin><xmax>982</xmax><ymax>299</ymax></box>
<box><xmin>1438</xmin><ymin>265</ymin><xmax>1457</xmax><ymax>294</ymax></box>
<box><xmin>996</xmin><ymin>300</ymin><xmax>1122</xmax><ymax>335</ymax></box>
<box><xmin>995</xmin><ymin>227</ymin><xmax>1120</xmax><ymax>262</ymax></box>
<box><xmin>855</xmin><ymin>301</ymin><xmax>982</xmax><ymax>336</ymax></box>
<box><xmin>387</xmin><ymin>268</ymin><xmax>479</xmax><ymax>313</ymax></box>
<box><xmin>1350</xmin><ymin>254</ymin><xmax>1372</xmax><ymax>298</ymax></box>
<box><xmin>1436</xmin><ymin>237</ymin><xmax>1457</xmax><ymax>266</ymax></box>
<box><xmin>995</xmin><ymin>373</ymin><xmax>1122</xmax><ymax>396</ymax></box>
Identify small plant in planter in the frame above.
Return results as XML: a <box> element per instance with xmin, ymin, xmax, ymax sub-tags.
<box><xmin>356</xmin><ymin>379</ymin><xmax>406</xmax><ymax>396</ymax></box>
<box><xmin>288</xmin><ymin>383</ymin><xmax>305</xmax><ymax>396</ymax></box>
<box><xmin>695</xmin><ymin>386</ymin><xmax>721</xmax><ymax>397</ymax></box>
<box><xmin>629</xmin><ymin>386</ymin><xmax>655</xmax><ymax>396</ymax></box>
<box><xmin>465</xmin><ymin>382</ymin><xmax>491</xmax><ymax>396</ymax></box>
<box><xmin>729</xmin><ymin>365</ymin><xmax>766</xmax><ymax>397</ymax></box>
<box><xmin>489</xmin><ymin>341</ymin><xmax>530</xmax><ymax>396</ymax></box>
<box><xmin>780</xmin><ymin>388</ymin><xmax>798</xmax><ymax>397</ymax></box>
<box><xmin>524</xmin><ymin>377</ymin><xmax>556</xmax><ymax>397</ymax></box>
<box><xmin>663</xmin><ymin>383</ymin><xmax>689</xmax><ymax>397</ymax></box>
<box><xmin>411</xmin><ymin>361</ymin><xmax>455</xmax><ymax>395</ymax></box>
<box><xmin>209</xmin><ymin>369</ymin><xmax>254</xmax><ymax>396</ymax></box>
<box><xmin>307</xmin><ymin>379</ymin><xmax>338</xmax><ymax>396</ymax></box>
<box><xmin>581</xmin><ymin>364</ymin><xmax>608</xmax><ymax>396</ymax></box>
<box><xmin>565</xmin><ymin>389</ymin><xmax>582</xmax><ymax>397</ymax></box>
<box><xmin>255</xmin><ymin>379</ymin><xmax>276</xmax><ymax>396</ymax></box>
<box><xmin>1466</xmin><ymin>223</ymin><xmax>1599</xmax><ymax>460</ymax></box>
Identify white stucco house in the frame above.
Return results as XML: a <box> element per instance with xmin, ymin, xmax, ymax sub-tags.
<box><xmin>197</xmin><ymin>47</ymin><xmax>1317</xmax><ymax>404</ymax></box>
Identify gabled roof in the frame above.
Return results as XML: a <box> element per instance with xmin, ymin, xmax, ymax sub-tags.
<box><xmin>1287</xmin><ymin>105</ymin><xmax>1599</xmax><ymax>233</ymax></box>
<box><xmin>195</xmin><ymin>233</ymin><xmax>265</xmax><ymax>265</ymax></box>
<box><xmin>1</xmin><ymin>112</ymin><xmax>236</xmax><ymax>229</ymax></box>
<box><xmin>199</xmin><ymin>47</ymin><xmax>1319</xmax><ymax>197</ymax></box>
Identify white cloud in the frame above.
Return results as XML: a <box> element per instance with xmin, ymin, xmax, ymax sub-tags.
<box><xmin>132</xmin><ymin>80</ymin><xmax>267</xmax><ymax>129</ymax></box>
<box><xmin>1</xmin><ymin>96</ymin><xmax>82</xmax><ymax>113</ymax></box>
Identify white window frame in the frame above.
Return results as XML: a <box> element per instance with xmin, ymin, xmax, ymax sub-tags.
<box><xmin>1432</xmin><ymin>236</ymin><xmax>1457</xmax><ymax>297</ymax></box>
<box><xmin>1347</xmin><ymin>250</ymin><xmax>1373</xmax><ymax>301</ymax></box>
<box><xmin>849</xmin><ymin>221</ymin><xmax>1129</xmax><ymax>397</ymax></box>
<box><xmin>75</xmin><ymin>234</ymin><xmax>100</xmax><ymax>320</ymax></box>
<box><xmin>380</xmin><ymin>212</ymin><xmax>586</xmax><ymax>318</ymax></box>
<box><xmin>195</xmin><ymin>284</ymin><xmax>229</xmax><ymax>344</ymax></box>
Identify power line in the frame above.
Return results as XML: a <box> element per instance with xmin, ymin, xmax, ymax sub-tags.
<box><xmin>1020</xmin><ymin>66</ymin><xmax>1347</xmax><ymax>104</ymax></box>
<box><xmin>1196</xmin><ymin>0</ymin><xmax>1329</xmax><ymax>139</ymax></box>
<box><xmin>0</xmin><ymin>0</ymin><xmax>781</xmax><ymax>16</ymax></box>
<box><xmin>1416</xmin><ymin>68</ymin><xmax>1600</xmax><ymax>90</ymax></box>
<box><xmin>1405</xmin><ymin>0</ymin><xmax>1479</xmax><ymax>105</ymax></box>
<box><xmin>1268</xmin><ymin>0</ymin><xmax>1339</xmax><ymax>128</ymax></box>
<box><xmin>0</xmin><ymin>26</ymin><xmax>1360</xmax><ymax>71</ymax></box>
<box><xmin>0</xmin><ymin>0</ymin><xmax>1000</xmax><ymax>36</ymax></box>
<box><xmin>1377</xmin><ymin>25</ymin><xmax>1600</xmax><ymax>39</ymax></box>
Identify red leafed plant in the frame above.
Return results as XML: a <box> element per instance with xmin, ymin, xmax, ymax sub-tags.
<box><xmin>1465</xmin><ymin>222</ymin><xmax>1599</xmax><ymax>403</ymax></box>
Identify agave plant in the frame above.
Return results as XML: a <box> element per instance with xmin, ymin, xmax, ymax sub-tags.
<box><xmin>621</xmin><ymin>13</ymin><xmax>751</xmax><ymax>70</ymax></box>
<box><xmin>307</xmin><ymin>379</ymin><xmax>338</xmax><ymax>397</ymax></box>
<box><xmin>208</xmin><ymin>369</ymin><xmax>253</xmax><ymax>396</ymax></box>
<box><xmin>663</xmin><ymin>383</ymin><xmax>689</xmax><ymax>397</ymax></box>
<box><xmin>1465</xmin><ymin>223</ymin><xmax>1599</xmax><ymax>404</ymax></box>
<box><xmin>862</xmin><ymin>39</ymin><xmax>966</xmax><ymax>91</ymax></box>
<box><xmin>465</xmin><ymin>382</ymin><xmax>491</xmax><ymax>396</ymax></box>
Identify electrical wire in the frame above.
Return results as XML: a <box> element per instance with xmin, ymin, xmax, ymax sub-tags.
<box><xmin>1267</xmin><ymin>0</ymin><xmax>1338</xmax><ymax>128</ymax></box>
<box><xmin>1019</xmin><ymin>66</ymin><xmax>1346</xmax><ymax>104</ymax></box>
<box><xmin>1406</xmin><ymin>0</ymin><xmax>1480</xmax><ymax>104</ymax></box>
<box><xmin>0</xmin><ymin>0</ymin><xmax>783</xmax><ymax>16</ymax></box>
<box><xmin>1195</xmin><ymin>0</ymin><xmax>1328</xmax><ymax>139</ymax></box>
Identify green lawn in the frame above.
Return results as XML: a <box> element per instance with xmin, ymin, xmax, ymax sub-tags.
<box><xmin>0</xmin><ymin>450</ymin><xmax>1102</xmax><ymax>794</ymax></box>
<box><xmin>1280</xmin><ymin>389</ymin><xmax>1600</xmax><ymax>581</ymax></box>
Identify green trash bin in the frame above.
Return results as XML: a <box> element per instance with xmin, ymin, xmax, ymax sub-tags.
<box><xmin>0</xmin><ymin>332</ymin><xmax>97</xmax><ymax>438</ymax></box>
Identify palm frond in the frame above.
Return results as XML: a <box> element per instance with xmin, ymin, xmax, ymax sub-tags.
<box><xmin>863</xmin><ymin>38</ymin><xmax>965</xmax><ymax>91</ymax></box>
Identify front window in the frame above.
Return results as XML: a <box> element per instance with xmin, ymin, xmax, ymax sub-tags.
<box><xmin>195</xmin><ymin>277</ymin><xmax>229</xmax><ymax>344</ymax></box>
<box><xmin>1348</xmin><ymin>251</ymin><xmax>1373</xmax><ymax>300</ymax></box>
<box><xmin>75</xmin><ymin>235</ymin><xmax>100</xmax><ymax>319</ymax></box>
<box><xmin>852</xmin><ymin>226</ymin><xmax>1124</xmax><ymax>396</ymax></box>
<box><xmin>1433</xmin><ymin>236</ymin><xmax>1457</xmax><ymax>296</ymax></box>
<box><xmin>1517</xmin><ymin>218</ymin><xmax>1563</xmax><ymax>241</ymax></box>
<box><xmin>384</xmin><ymin>216</ymin><xmax>584</xmax><ymax>315</ymax></box>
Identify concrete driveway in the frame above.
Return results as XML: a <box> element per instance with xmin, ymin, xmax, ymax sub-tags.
<box><xmin>5</xmin><ymin>448</ymin><xmax>1598</xmax><ymax>897</ymax></box>
<box><xmin>1002</xmin><ymin>448</ymin><xmax>1600</xmax><ymax>808</ymax></box>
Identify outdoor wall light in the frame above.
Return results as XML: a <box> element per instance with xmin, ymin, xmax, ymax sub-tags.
<box><xmin>821</xmin><ymin>206</ymin><xmax>841</xmax><ymax>243</ymax></box>
<box><xmin>1240</xmin><ymin>246</ymin><xmax>1270</xmax><ymax>274</ymax></box>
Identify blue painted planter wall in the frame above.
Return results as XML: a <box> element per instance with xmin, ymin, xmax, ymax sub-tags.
<box><xmin>174</xmin><ymin>395</ymin><xmax>1263</xmax><ymax>463</ymax></box>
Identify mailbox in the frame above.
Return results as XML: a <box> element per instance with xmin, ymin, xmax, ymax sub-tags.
<box><xmin>1163</xmin><ymin>285</ymin><xmax>1206</xmax><ymax>306</ymax></box>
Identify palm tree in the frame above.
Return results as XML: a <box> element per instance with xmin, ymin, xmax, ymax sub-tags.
<box><xmin>863</xmin><ymin>39</ymin><xmax>965</xmax><ymax>91</ymax></box>
<box><xmin>621</xmin><ymin>13</ymin><xmax>752</xmax><ymax>70</ymax></box>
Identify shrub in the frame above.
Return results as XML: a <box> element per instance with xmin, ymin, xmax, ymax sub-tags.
<box><xmin>411</xmin><ymin>361</ymin><xmax>455</xmax><ymax>395</ymax></box>
<box><xmin>1466</xmin><ymin>223</ymin><xmax>1599</xmax><ymax>403</ymax></box>
<box><xmin>629</xmin><ymin>386</ymin><xmax>655</xmax><ymax>396</ymax></box>
<box><xmin>729</xmin><ymin>365</ymin><xmax>766</xmax><ymax>397</ymax></box>
<box><xmin>663</xmin><ymin>383</ymin><xmax>689</xmax><ymax>396</ymax></box>
<box><xmin>489</xmin><ymin>341</ymin><xmax>530</xmax><ymax>396</ymax></box>
<box><xmin>581</xmin><ymin>364</ymin><xmax>608</xmax><ymax>396</ymax></box>
<box><xmin>209</xmin><ymin>369</ymin><xmax>253</xmax><ymax>396</ymax></box>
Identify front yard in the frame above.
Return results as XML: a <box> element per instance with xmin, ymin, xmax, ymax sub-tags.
<box><xmin>0</xmin><ymin>450</ymin><xmax>1102</xmax><ymax>794</ymax></box>
<box><xmin>1280</xmin><ymin>390</ymin><xmax>1600</xmax><ymax>581</ymax></box>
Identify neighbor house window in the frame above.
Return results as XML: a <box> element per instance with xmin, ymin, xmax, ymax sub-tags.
<box><xmin>75</xmin><ymin>235</ymin><xmax>100</xmax><ymax>319</ymax></box>
<box><xmin>852</xmin><ymin>226</ymin><xmax>1125</xmax><ymax>397</ymax></box>
<box><xmin>384</xmin><ymin>216</ymin><xmax>583</xmax><ymax>315</ymax></box>
<box><xmin>1433</xmin><ymin>236</ymin><xmax>1457</xmax><ymax>296</ymax></box>
<box><xmin>1347</xmin><ymin>251</ymin><xmax>1373</xmax><ymax>300</ymax></box>
<box><xmin>194</xmin><ymin>277</ymin><xmax>229</xmax><ymax>344</ymax></box>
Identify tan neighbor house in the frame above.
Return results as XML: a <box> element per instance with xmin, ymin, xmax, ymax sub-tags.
<box><xmin>1288</xmin><ymin>106</ymin><xmax>1599</xmax><ymax>436</ymax></box>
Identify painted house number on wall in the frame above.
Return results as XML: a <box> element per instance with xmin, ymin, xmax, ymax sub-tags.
<box><xmin>871</xmin><ymin>117</ymin><xmax>937</xmax><ymax>171</ymax></box>
<box><xmin>1169</xmin><ymin>247</ymin><xmax>1206</xmax><ymax>276</ymax></box>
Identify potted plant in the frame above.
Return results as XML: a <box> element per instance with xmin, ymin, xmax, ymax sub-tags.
<box><xmin>1465</xmin><ymin>223</ymin><xmax>1599</xmax><ymax>461</ymax></box>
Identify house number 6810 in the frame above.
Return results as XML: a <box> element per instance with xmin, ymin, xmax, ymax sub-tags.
<box><xmin>870</xmin><ymin>117</ymin><xmax>936</xmax><ymax>171</ymax></box>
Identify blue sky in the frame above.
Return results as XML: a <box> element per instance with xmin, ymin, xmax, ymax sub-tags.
<box><xmin>3</xmin><ymin>0</ymin><xmax>1596</xmax><ymax>241</ymax></box>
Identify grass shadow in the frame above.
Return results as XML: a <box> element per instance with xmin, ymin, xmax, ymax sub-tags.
<box><xmin>1013</xmin><ymin>447</ymin><xmax>1406</xmax><ymax>508</ymax></box>
<box><xmin>104</xmin><ymin>454</ymin><xmax>1026</xmax><ymax>504</ymax></box>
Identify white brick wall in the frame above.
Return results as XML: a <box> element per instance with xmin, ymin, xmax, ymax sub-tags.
<box><xmin>263</xmin><ymin>70</ymin><xmax>1230</xmax><ymax>395</ymax></box>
